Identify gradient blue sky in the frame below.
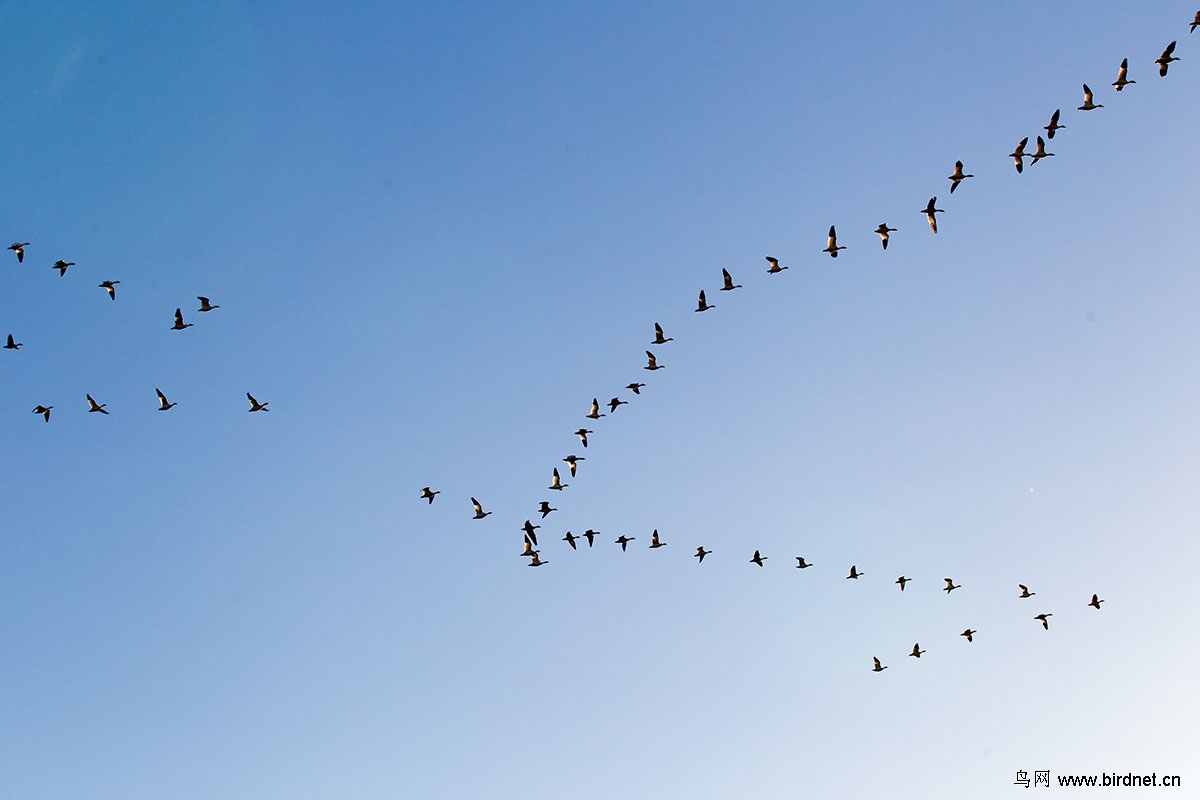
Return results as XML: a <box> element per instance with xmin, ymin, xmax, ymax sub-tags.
<box><xmin>3</xmin><ymin>2</ymin><xmax>1199</xmax><ymax>798</ymax></box>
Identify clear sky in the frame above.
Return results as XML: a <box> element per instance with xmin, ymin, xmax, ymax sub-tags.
<box><xmin>3</xmin><ymin>2</ymin><xmax>1198</xmax><ymax>798</ymax></box>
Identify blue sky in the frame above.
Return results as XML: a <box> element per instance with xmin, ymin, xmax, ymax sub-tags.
<box><xmin>2</xmin><ymin>2</ymin><xmax>1198</xmax><ymax>797</ymax></box>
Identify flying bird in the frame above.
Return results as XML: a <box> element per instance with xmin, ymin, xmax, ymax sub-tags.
<box><xmin>586</xmin><ymin>398</ymin><xmax>606</xmax><ymax>419</ymax></box>
<box><xmin>874</xmin><ymin>223</ymin><xmax>897</xmax><ymax>250</ymax></box>
<box><xmin>943</xmin><ymin>578</ymin><xmax>961</xmax><ymax>593</ymax></box>
<box><xmin>538</xmin><ymin>501</ymin><xmax>556</xmax><ymax>518</ymax></box>
<box><xmin>1030</xmin><ymin>135</ymin><xmax>1054</xmax><ymax>166</ymax></box>
<box><xmin>615</xmin><ymin>535</ymin><xmax>635</xmax><ymax>551</ymax></box>
<box><xmin>643</xmin><ymin>351</ymin><xmax>663</xmax><ymax>371</ymax></box>
<box><xmin>171</xmin><ymin>308</ymin><xmax>193</xmax><ymax>330</ymax></box>
<box><xmin>33</xmin><ymin>404</ymin><xmax>52</xmax><ymax>421</ymax></box>
<box><xmin>562</xmin><ymin>455</ymin><xmax>584</xmax><ymax>477</ymax></box>
<box><xmin>562</xmin><ymin>531</ymin><xmax>578</xmax><ymax>550</ymax></box>
<box><xmin>1192</xmin><ymin>11</ymin><xmax>1200</xmax><ymax>33</ymax></box>
<box><xmin>1034</xmin><ymin>613</ymin><xmax>1053</xmax><ymax>630</ymax></box>
<box><xmin>625</xmin><ymin>382</ymin><xmax>645</xmax><ymax>394</ymax></box>
<box><xmin>895</xmin><ymin>575</ymin><xmax>910</xmax><ymax>591</ymax></box>
<box><xmin>1009</xmin><ymin>137</ymin><xmax>1029</xmax><ymax>173</ymax></box>
<box><xmin>246</xmin><ymin>393</ymin><xmax>269</xmax><ymax>412</ymax></box>
<box><xmin>86</xmin><ymin>394</ymin><xmax>108</xmax><ymax>414</ymax></box>
<box><xmin>155</xmin><ymin>389</ymin><xmax>177</xmax><ymax>411</ymax></box>
<box><xmin>649</xmin><ymin>529</ymin><xmax>666</xmax><ymax>549</ymax></box>
<box><xmin>720</xmin><ymin>268</ymin><xmax>742</xmax><ymax>291</ymax></box>
<box><xmin>765</xmin><ymin>256</ymin><xmax>788</xmax><ymax>274</ymax></box>
<box><xmin>695</xmin><ymin>289</ymin><xmax>714</xmax><ymax>312</ymax></box>
<box><xmin>8</xmin><ymin>242</ymin><xmax>28</xmax><ymax>262</ymax></box>
<box><xmin>52</xmin><ymin>260</ymin><xmax>75</xmax><ymax>276</ymax></box>
<box><xmin>846</xmin><ymin>565</ymin><xmax>863</xmax><ymax>579</ymax></box>
<box><xmin>548</xmin><ymin>468</ymin><xmax>566</xmax><ymax>491</ymax></box>
<box><xmin>652</xmin><ymin>322</ymin><xmax>673</xmax><ymax>345</ymax></box>
<box><xmin>574</xmin><ymin>428</ymin><xmax>593</xmax><ymax>447</ymax></box>
<box><xmin>99</xmin><ymin>280</ymin><xmax>120</xmax><ymax>300</ymax></box>
<box><xmin>750</xmin><ymin>549</ymin><xmax>767</xmax><ymax>566</ymax></box>
<box><xmin>1044</xmin><ymin>108</ymin><xmax>1064</xmax><ymax>139</ymax></box>
<box><xmin>420</xmin><ymin>487</ymin><xmax>440</xmax><ymax>504</ymax></box>
<box><xmin>695</xmin><ymin>546</ymin><xmax>711</xmax><ymax>563</ymax></box>
<box><xmin>961</xmin><ymin>628</ymin><xmax>977</xmax><ymax>643</ymax></box>
<box><xmin>471</xmin><ymin>497</ymin><xmax>492</xmax><ymax>519</ymax></box>
<box><xmin>4</xmin><ymin>334</ymin><xmax>22</xmax><ymax>350</ymax></box>
<box><xmin>1156</xmin><ymin>41</ymin><xmax>1179</xmax><ymax>76</ymax></box>
<box><xmin>527</xmin><ymin>552</ymin><xmax>548</xmax><ymax>567</ymax></box>
<box><xmin>1112</xmin><ymin>57</ymin><xmax>1135</xmax><ymax>90</ymax></box>
<box><xmin>795</xmin><ymin>557</ymin><xmax>812</xmax><ymax>569</ymax></box>
<box><xmin>521</xmin><ymin>537</ymin><xmax>538</xmax><ymax>558</ymax></box>
<box><xmin>1089</xmin><ymin>594</ymin><xmax>1104</xmax><ymax>609</ymax></box>
<box><xmin>582</xmin><ymin>529</ymin><xmax>599</xmax><ymax>547</ymax></box>
<box><xmin>522</xmin><ymin>520</ymin><xmax>540</xmax><ymax>546</ymax></box>
<box><xmin>872</xmin><ymin>657</ymin><xmax>888</xmax><ymax>673</ymax></box>
<box><xmin>197</xmin><ymin>296</ymin><xmax>220</xmax><ymax>312</ymax></box>
<box><xmin>948</xmin><ymin>160</ymin><xmax>974</xmax><ymax>193</ymax></box>
<box><xmin>822</xmin><ymin>225</ymin><xmax>846</xmax><ymax>257</ymax></box>
<box><xmin>910</xmin><ymin>643</ymin><xmax>926</xmax><ymax>659</ymax></box>
<box><xmin>921</xmin><ymin>197</ymin><xmax>943</xmax><ymax>233</ymax></box>
<box><xmin>608</xmin><ymin>397</ymin><xmax>627</xmax><ymax>413</ymax></box>
<box><xmin>1018</xmin><ymin>584</ymin><xmax>1036</xmax><ymax>598</ymax></box>
<box><xmin>1077</xmin><ymin>83</ymin><xmax>1103</xmax><ymax>111</ymax></box>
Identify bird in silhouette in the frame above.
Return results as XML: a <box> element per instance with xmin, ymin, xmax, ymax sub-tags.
<box><xmin>563</xmin><ymin>531</ymin><xmax>578</xmax><ymax>550</ymax></box>
<box><xmin>247</xmin><ymin>393</ymin><xmax>269</xmax><ymax>412</ymax></box>
<box><xmin>521</xmin><ymin>537</ymin><xmax>538</xmax><ymax>558</ymax></box>
<box><xmin>1044</xmin><ymin>108</ymin><xmax>1065</xmax><ymax>139</ymax></box>
<box><xmin>197</xmin><ymin>296</ymin><xmax>220</xmax><ymax>312</ymax></box>
<box><xmin>1018</xmin><ymin>584</ymin><xmax>1036</xmax><ymax>598</ymax></box>
<box><xmin>420</xmin><ymin>487</ymin><xmax>440</xmax><ymax>504</ymax></box>
<box><xmin>872</xmin><ymin>657</ymin><xmax>888</xmax><ymax>673</ymax></box>
<box><xmin>750</xmin><ymin>549</ymin><xmax>767</xmax><ymax>567</ymax></box>
<box><xmin>608</xmin><ymin>397</ymin><xmax>627</xmax><ymax>413</ymax></box>
<box><xmin>471</xmin><ymin>497</ymin><xmax>492</xmax><ymax>519</ymax></box>
<box><xmin>1009</xmin><ymin>137</ymin><xmax>1029</xmax><ymax>173</ymax></box>
<box><xmin>527</xmin><ymin>552</ymin><xmax>548</xmax><ymax>567</ymax></box>
<box><xmin>86</xmin><ymin>394</ymin><xmax>108</xmax><ymax>414</ymax></box>
<box><xmin>1112</xmin><ymin>57</ymin><xmax>1135</xmax><ymax>90</ymax></box>
<box><xmin>4</xmin><ymin>334</ymin><xmax>22</xmax><ymax>350</ymax></box>
<box><xmin>795</xmin><ymin>557</ymin><xmax>812</xmax><ymax>569</ymax></box>
<box><xmin>522</xmin><ymin>520</ymin><xmax>540</xmax><ymax>545</ymax></box>
<box><xmin>626</xmin><ymin>383</ymin><xmax>646</xmax><ymax>396</ymax></box>
<box><xmin>1157</xmin><ymin>41</ymin><xmax>1179</xmax><ymax>76</ymax></box>
<box><xmin>765</xmin><ymin>256</ymin><xmax>788</xmax><ymax>274</ymax></box>
<box><xmin>1030</xmin><ymin>135</ymin><xmax>1054</xmax><ymax>166</ymax></box>
<box><xmin>583</xmin><ymin>529</ymin><xmax>599</xmax><ymax>547</ymax></box>
<box><xmin>538</xmin><ymin>501</ymin><xmax>556</xmax><ymax>518</ymax></box>
<box><xmin>948</xmin><ymin>161</ymin><xmax>974</xmax><ymax>193</ymax></box>
<box><xmin>921</xmin><ymin>197</ymin><xmax>943</xmax><ymax>233</ymax></box>
<box><xmin>895</xmin><ymin>575</ymin><xmax>910</xmax><ymax>591</ymax></box>
<box><xmin>652</xmin><ymin>322</ymin><xmax>673</xmax><ymax>345</ymax></box>
<box><xmin>586</xmin><ymin>398</ymin><xmax>605</xmax><ymax>419</ymax></box>
<box><xmin>1077</xmin><ymin>83</ymin><xmax>1103</xmax><ymax>110</ymax></box>
<box><xmin>910</xmin><ymin>643</ymin><xmax>925</xmax><ymax>659</ymax></box>
<box><xmin>846</xmin><ymin>565</ymin><xmax>863</xmax><ymax>579</ymax></box>
<box><xmin>1192</xmin><ymin>11</ymin><xmax>1200</xmax><ymax>32</ymax></box>
<box><xmin>643</xmin><ymin>351</ymin><xmax>663</xmax><ymax>371</ymax></box>
<box><xmin>943</xmin><ymin>578</ymin><xmax>961</xmax><ymax>594</ymax></box>
<box><xmin>695</xmin><ymin>546</ymin><xmax>711</xmax><ymax>563</ymax></box>
<box><xmin>574</xmin><ymin>428</ymin><xmax>593</xmax><ymax>447</ymax></box>
<box><xmin>548</xmin><ymin>467</ymin><xmax>566</xmax><ymax>491</ymax></box>
<box><xmin>52</xmin><ymin>260</ymin><xmax>75</xmax><ymax>276</ymax></box>
<box><xmin>1088</xmin><ymin>593</ymin><xmax>1104</xmax><ymax>609</ymax></box>
<box><xmin>99</xmin><ymin>280</ymin><xmax>120</xmax><ymax>300</ymax></box>
<box><xmin>695</xmin><ymin>289</ymin><xmax>714</xmax><ymax>312</ymax></box>
<box><xmin>874</xmin><ymin>223</ymin><xmax>897</xmax><ymax>250</ymax></box>
<box><xmin>171</xmin><ymin>308</ymin><xmax>193</xmax><ymax>330</ymax></box>
<box><xmin>961</xmin><ymin>629</ymin><xmax>977</xmax><ymax>642</ymax></box>
<box><xmin>9</xmin><ymin>242</ymin><xmax>28</xmax><ymax>262</ymax></box>
<box><xmin>720</xmin><ymin>268</ymin><xmax>742</xmax><ymax>291</ymax></box>
<box><xmin>1034</xmin><ymin>613</ymin><xmax>1052</xmax><ymax>630</ymax></box>
<box><xmin>822</xmin><ymin>225</ymin><xmax>845</xmax><ymax>257</ymax></box>
<box><xmin>156</xmin><ymin>389</ymin><xmax>177</xmax><ymax>411</ymax></box>
<box><xmin>649</xmin><ymin>529</ymin><xmax>666</xmax><ymax>549</ymax></box>
<box><xmin>33</xmin><ymin>404</ymin><xmax>52</xmax><ymax>421</ymax></box>
<box><xmin>616</xmin><ymin>535</ymin><xmax>635</xmax><ymax>551</ymax></box>
<box><xmin>562</xmin><ymin>455</ymin><xmax>584</xmax><ymax>477</ymax></box>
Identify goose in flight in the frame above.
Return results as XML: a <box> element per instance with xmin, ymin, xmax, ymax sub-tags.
<box><xmin>1009</xmin><ymin>137</ymin><xmax>1029</xmax><ymax>173</ymax></box>
<box><xmin>765</xmin><ymin>256</ymin><xmax>788</xmax><ymax>274</ymax></box>
<box><xmin>538</xmin><ymin>501</ymin><xmax>556</xmax><ymax>518</ymax></box>
<box><xmin>649</xmin><ymin>529</ymin><xmax>666</xmax><ymax>548</ymax></box>
<box><xmin>872</xmin><ymin>657</ymin><xmax>888</xmax><ymax>673</ymax></box>
<box><xmin>720</xmin><ymin>268</ymin><xmax>742</xmax><ymax>291</ymax></box>
<box><xmin>750</xmin><ymin>549</ymin><xmax>767</xmax><ymax>567</ymax></box>
<box><xmin>895</xmin><ymin>575</ymin><xmax>909</xmax><ymax>591</ymax></box>
<box><xmin>874</xmin><ymin>223</ymin><xmax>897</xmax><ymax>250</ymax></box>
<box><xmin>527</xmin><ymin>552</ymin><xmax>548</xmax><ymax>567</ymax></box>
<box><xmin>943</xmin><ymin>578</ymin><xmax>960</xmax><ymax>593</ymax></box>
<box><xmin>1018</xmin><ymin>584</ymin><xmax>1036</xmax><ymax>598</ymax></box>
<box><xmin>52</xmin><ymin>259</ymin><xmax>75</xmax><ymax>276</ymax></box>
<box><xmin>961</xmin><ymin>628</ymin><xmax>976</xmax><ymax>643</ymax></box>
<box><xmin>643</xmin><ymin>351</ymin><xmax>663</xmax><ymax>371</ymax></box>
<box><xmin>695</xmin><ymin>289</ymin><xmax>714</xmax><ymax>312</ymax></box>
<box><xmin>846</xmin><ymin>565</ymin><xmax>863</xmax><ymax>579</ymax></box>
<box><xmin>4</xmin><ymin>334</ymin><xmax>22</xmax><ymax>350</ymax></box>
<box><xmin>574</xmin><ymin>428</ymin><xmax>593</xmax><ymax>447</ymax></box>
<box><xmin>521</xmin><ymin>537</ymin><xmax>538</xmax><ymax>558</ymax></box>
<box><xmin>795</xmin><ymin>557</ymin><xmax>812</xmax><ymax>569</ymax></box>
<box><xmin>909</xmin><ymin>643</ymin><xmax>925</xmax><ymax>659</ymax></box>
<box><xmin>471</xmin><ymin>497</ymin><xmax>492</xmax><ymax>519</ymax></box>
<box><xmin>522</xmin><ymin>520</ymin><xmax>540</xmax><ymax>545</ymax></box>
<box><xmin>8</xmin><ymin>242</ymin><xmax>28</xmax><ymax>262</ymax></box>
<box><xmin>822</xmin><ymin>225</ymin><xmax>846</xmax><ymax>257</ymax></box>
<box><xmin>247</xmin><ymin>393</ymin><xmax>269</xmax><ymax>412</ymax></box>
<box><xmin>586</xmin><ymin>398</ymin><xmax>606</xmax><ymax>419</ymax></box>
<box><xmin>1077</xmin><ymin>84</ymin><xmax>1103</xmax><ymax>110</ymax></box>
<box><xmin>171</xmin><ymin>308</ymin><xmax>193</xmax><ymax>330</ymax></box>
<box><xmin>652</xmin><ymin>322</ymin><xmax>673</xmax><ymax>345</ymax></box>
<box><xmin>1088</xmin><ymin>593</ymin><xmax>1104</xmax><ymax>609</ymax></box>
<box><xmin>33</xmin><ymin>404</ymin><xmax>52</xmax><ymax>421</ymax></box>
<box><xmin>1112</xmin><ymin>57</ymin><xmax>1135</xmax><ymax>90</ymax></box>
<box><xmin>583</xmin><ymin>529</ymin><xmax>599</xmax><ymax>547</ymax></box>
<box><xmin>921</xmin><ymin>197</ymin><xmax>943</xmax><ymax>233</ymax></box>
<box><xmin>86</xmin><ymin>394</ymin><xmax>108</xmax><ymax>414</ymax></box>
<box><xmin>562</xmin><ymin>531</ymin><xmax>578</xmax><ymax>550</ymax></box>
<box><xmin>562</xmin><ymin>455</ymin><xmax>584</xmax><ymax>477</ymax></box>
<box><xmin>948</xmin><ymin>161</ymin><xmax>974</xmax><ymax>193</ymax></box>
<box><xmin>1157</xmin><ymin>41</ymin><xmax>1179</xmax><ymax>76</ymax></box>
<box><xmin>99</xmin><ymin>280</ymin><xmax>120</xmax><ymax>300</ymax></box>
<box><xmin>695</xmin><ymin>546</ymin><xmax>711</xmax><ymax>563</ymax></box>
<box><xmin>548</xmin><ymin>468</ymin><xmax>566</xmax><ymax>491</ymax></box>
<box><xmin>1034</xmin><ymin>613</ymin><xmax>1052</xmax><ymax>629</ymax></box>
<box><xmin>197</xmin><ymin>296</ymin><xmax>220</xmax><ymax>312</ymax></box>
<box><xmin>1030</xmin><ymin>135</ymin><xmax>1054</xmax><ymax>166</ymax></box>
<box><xmin>615</xmin><ymin>535</ymin><xmax>635</xmax><ymax>551</ymax></box>
<box><xmin>420</xmin><ymin>487</ymin><xmax>440</xmax><ymax>504</ymax></box>
<box><xmin>1192</xmin><ymin>11</ymin><xmax>1200</xmax><ymax>33</ymax></box>
<box><xmin>155</xmin><ymin>389</ymin><xmax>177</xmax><ymax>411</ymax></box>
<box><xmin>625</xmin><ymin>382</ymin><xmax>645</xmax><ymax>395</ymax></box>
<box><xmin>1043</xmin><ymin>108</ymin><xmax>1064</xmax><ymax>139</ymax></box>
<box><xmin>608</xmin><ymin>397</ymin><xmax>627</xmax><ymax>413</ymax></box>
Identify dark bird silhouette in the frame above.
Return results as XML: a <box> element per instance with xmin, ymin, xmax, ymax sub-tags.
<box><xmin>527</xmin><ymin>552</ymin><xmax>548</xmax><ymax>567</ymax></box>
<box><xmin>522</xmin><ymin>520</ymin><xmax>540</xmax><ymax>545</ymax></box>
<box><xmin>1018</xmin><ymin>584</ymin><xmax>1036</xmax><ymax>598</ymax></box>
<box><xmin>171</xmin><ymin>308</ymin><xmax>193</xmax><ymax>330</ymax></box>
<box><xmin>695</xmin><ymin>546</ymin><xmax>711</xmax><ymax>563</ymax></box>
<box><xmin>1030</xmin><ymin>135</ymin><xmax>1054</xmax><ymax>166</ymax></box>
<box><xmin>583</xmin><ymin>529</ymin><xmax>599</xmax><ymax>547</ymax></box>
<box><xmin>948</xmin><ymin>161</ymin><xmax>974</xmax><ymax>193</ymax></box>
<box><xmin>1077</xmin><ymin>83</ymin><xmax>1103</xmax><ymax>110</ymax></box>
<box><xmin>846</xmin><ymin>565</ymin><xmax>863</xmax><ymax>579</ymax></box>
<box><xmin>765</xmin><ymin>256</ymin><xmax>788</xmax><ymax>274</ymax></box>
<box><xmin>695</xmin><ymin>289</ymin><xmax>714</xmax><ymax>312</ymax></box>
<box><xmin>626</xmin><ymin>382</ymin><xmax>645</xmax><ymax>394</ymax></box>
<box><xmin>1192</xmin><ymin>11</ymin><xmax>1200</xmax><ymax>33</ymax></box>
<box><xmin>52</xmin><ymin>260</ymin><xmax>75</xmax><ymax>276</ymax></box>
<box><xmin>1157</xmin><ymin>41</ymin><xmax>1179</xmax><ymax>76</ymax></box>
<box><xmin>574</xmin><ymin>428</ymin><xmax>593</xmax><ymax>447</ymax></box>
<box><xmin>649</xmin><ymin>529</ymin><xmax>666</xmax><ymax>549</ymax></box>
<box><xmin>563</xmin><ymin>531</ymin><xmax>578</xmax><ymax>550</ymax></box>
<box><xmin>895</xmin><ymin>575</ymin><xmax>910</xmax><ymax>591</ymax></box>
<box><xmin>247</xmin><ymin>393</ymin><xmax>269</xmax><ymax>412</ymax></box>
<box><xmin>586</xmin><ymin>398</ymin><xmax>606</xmax><ymax>419</ymax></box>
<box><xmin>99</xmin><ymin>280</ymin><xmax>120</xmax><ymax>300</ymax></box>
<box><xmin>471</xmin><ymin>497</ymin><xmax>492</xmax><ymax>519</ymax></box>
<box><xmin>872</xmin><ymin>657</ymin><xmax>888</xmax><ymax>673</ymax></box>
<box><xmin>33</xmin><ymin>404</ymin><xmax>52</xmax><ymax>421</ymax></box>
<box><xmin>420</xmin><ymin>487</ymin><xmax>440</xmax><ymax>504</ymax></box>
<box><xmin>961</xmin><ymin>629</ymin><xmax>976</xmax><ymax>643</ymax></box>
<box><xmin>538</xmin><ymin>501</ymin><xmax>556</xmax><ymax>518</ymax></box>
<box><xmin>1113</xmin><ymin>57</ymin><xmax>1135</xmax><ymax>90</ymax></box>
<box><xmin>796</xmin><ymin>557</ymin><xmax>812</xmax><ymax>569</ymax></box>
<box><xmin>608</xmin><ymin>397</ymin><xmax>627</xmax><ymax>413</ymax></box>
<box><xmin>1034</xmin><ymin>613</ymin><xmax>1053</xmax><ymax>630</ymax></box>
<box><xmin>616</xmin><ymin>535</ymin><xmax>635</xmax><ymax>551</ymax></box>
<box><xmin>9</xmin><ymin>242</ymin><xmax>28</xmax><ymax>262</ymax></box>
<box><xmin>521</xmin><ymin>537</ymin><xmax>538</xmax><ymax>558</ymax></box>
<box><xmin>548</xmin><ymin>467</ymin><xmax>566</xmax><ymax>491</ymax></box>
<box><xmin>155</xmin><ymin>389</ymin><xmax>177</xmax><ymax>411</ymax></box>
<box><xmin>874</xmin><ymin>223</ymin><xmax>897</xmax><ymax>250</ymax></box>
<box><xmin>750</xmin><ymin>549</ymin><xmax>767</xmax><ymax>567</ymax></box>
<box><xmin>1089</xmin><ymin>593</ymin><xmax>1104</xmax><ymax>609</ymax></box>
<box><xmin>720</xmin><ymin>268</ymin><xmax>742</xmax><ymax>291</ymax></box>
<box><xmin>943</xmin><ymin>578</ymin><xmax>960</xmax><ymax>594</ymax></box>
<box><xmin>910</xmin><ymin>643</ymin><xmax>925</xmax><ymax>658</ymax></box>
<box><xmin>562</xmin><ymin>455</ymin><xmax>584</xmax><ymax>477</ymax></box>
<box><xmin>86</xmin><ymin>394</ymin><xmax>108</xmax><ymax>414</ymax></box>
<box><xmin>197</xmin><ymin>296</ymin><xmax>220</xmax><ymax>312</ymax></box>
<box><xmin>823</xmin><ymin>225</ymin><xmax>846</xmax><ymax>257</ymax></box>
<box><xmin>921</xmin><ymin>197</ymin><xmax>943</xmax><ymax>233</ymax></box>
<box><xmin>1009</xmin><ymin>137</ymin><xmax>1029</xmax><ymax>173</ymax></box>
<box><xmin>643</xmin><ymin>351</ymin><xmax>663</xmax><ymax>371</ymax></box>
<box><xmin>1044</xmin><ymin>108</ymin><xmax>1065</xmax><ymax>139</ymax></box>
<box><xmin>652</xmin><ymin>322</ymin><xmax>673</xmax><ymax>345</ymax></box>
<box><xmin>4</xmin><ymin>334</ymin><xmax>22</xmax><ymax>350</ymax></box>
